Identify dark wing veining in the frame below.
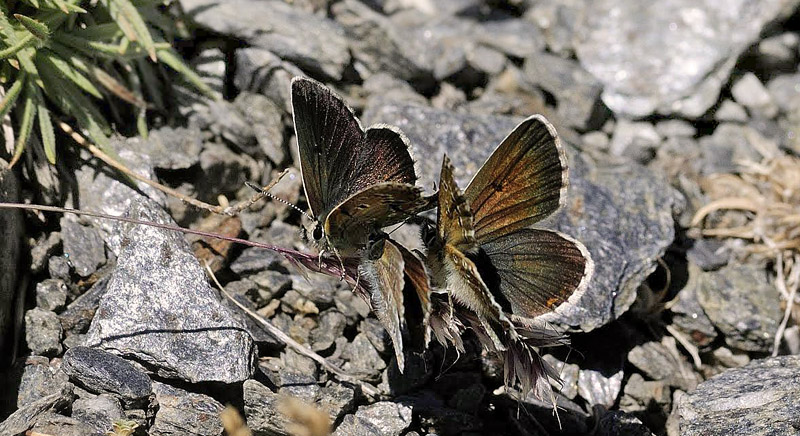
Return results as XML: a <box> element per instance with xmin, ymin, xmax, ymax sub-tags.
<box><xmin>291</xmin><ymin>77</ymin><xmax>416</xmax><ymax>221</ymax></box>
<box><xmin>464</xmin><ymin>115</ymin><xmax>567</xmax><ymax>243</ymax></box>
<box><xmin>479</xmin><ymin>228</ymin><xmax>593</xmax><ymax>322</ymax></box>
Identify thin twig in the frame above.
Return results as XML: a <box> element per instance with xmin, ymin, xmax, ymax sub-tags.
<box><xmin>203</xmin><ymin>262</ymin><xmax>380</xmax><ymax>398</ymax></box>
<box><xmin>665</xmin><ymin>324</ymin><xmax>702</xmax><ymax>369</ymax></box>
<box><xmin>772</xmin><ymin>254</ymin><xmax>800</xmax><ymax>356</ymax></box>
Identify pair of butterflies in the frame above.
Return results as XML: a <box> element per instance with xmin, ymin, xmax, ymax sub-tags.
<box><xmin>291</xmin><ymin>77</ymin><xmax>593</xmax><ymax>391</ymax></box>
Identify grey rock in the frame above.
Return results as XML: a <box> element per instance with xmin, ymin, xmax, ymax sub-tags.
<box><xmin>0</xmin><ymin>383</ymin><xmax>74</xmax><ymax>435</ymax></box>
<box><xmin>581</xmin><ymin>131</ymin><xmax>610</xmax><ymax>151</ymax></box>
<box><xmin>731</xmin><ymin>73</ymin><xmax>778</xmax><ymax>118</ymax></box>
<box><xmin>467</xmin><ymin>45</ymin><xmax>507</xmax><ymax>77</ymax></box>
<box><xmin>577</xmin><ymin>365</ymin><xmax>623</xmax><ymax>407</ymax></box>
<box><xmin>243</xmin><ymin>379</ymin><xmax>291</xmax><ymax>434</ymax></box>
<box><xmin>767</xmin><ymin>73</ymin><xmax>800</xmax><ymax>113</ymax></box>
<box><xmin>0</xmin><ymin>160</ymin><xmax>22</xmax><ymax>362</ymax></box>
<box><xmin>311</xmin><ymin>309</ymin><xmax>347</xmax><ymax>352</ymax></box>
<box><xmin>575</xmin><ymin>0</ymin><xmax>800</xmax><ymax>118</ymax></box>
<box><xmin>84</xmin><ymin>200</ymin><xmax>256</xmax><ymax>383</ymax></box>
<box><xmin>332</xmin><ymin>0</ymin><xmax>431</xmax><ymax>83</ymax></box>
<box><xmin>143</xmin><ymin>126</ymin><xmax>204</xmax><ymax>170</ymax></box>
<box><xmin>250</xmin><ymin>270</ymin><xmax>292</xmax><ymax>302</ymax></box>
<box><xmin>670</xmin><ymin>264</ymin><xmax>719</xmax><ymax>348</ymax></box>
<box><xmin>334</xmin><ymin>289</ymin><xmax>373</xmax><ymax>324</ymax></box>
<box><xmin>525</xmin><ymin>0</ymin><xmax>582</xmax><ymax>56</ymax></box>
<box><xmin>18</xmin><ymin>356</ymin><xmax>71</xmax><ymax>407</ymax></box>
<box><xmin>25</xmin><ymin>308</ymin><xmax>62</xmax><ymax>356</ymax></box>
<box><xmin>714</xmin><ymin>100</ymin><xmax>749</xmax><ymax>122</ymax></box>
<box><xmin>655</xmin><ymin>120</ymin><xmax>697</xmax><ymax>138</ymax></box>
<box><xmin>686</xmin><ymin>239</ymin><xmax>729</xmax><ymax>271</ymax></box>
<box><xmin>710</xmin><ymin>347</ymin><xmax>751</xmax><ymax>369</ymax></box>
<box><xmin>361</xmin><ymin>104</ymin><xmax>679</xmax><ymax>330</ymax></box>
<box><xmin>35</xmin><ymin>279</ymin><xmax>68</xmax><ymax>312</ymax></box>
<box><xmin>696</xmin><ymin>263</ymin><xmax>783</xmax><ymax>352</ymax></box>
<box><xmin>595</xmin><ymin>410</ymin><xmax>655</xmax><ymax>436</ymax></box>
<box><xmin>191</xmin><ymin>46</ymin><xmax>226</xmax><ymax>98</ymax></box>
<box><xmin>72</xmin><ymin>394</ymin><xmax>125</xmax><ymax>434</ymax></box>
<box><xmin>431</xmin><ymin>82</ymin><xmax>467</xmax><ymax>111</ymax></box>
<box><xmin>29</xmin><ymin>412</ymin><xmax>99</xmax><ymax>436</ymax></box>
<box><xmin>362</xmin><ymin>73</ymin><xmax>428</xmax><ymax>107</ymax></box>
<box><xmin>523</xmin><ymin>52</ymin><xmax>607</xmax><ymax>130</ymax></box>
<box><xmin>342</xmin><ymin>333</ymin><xmax>387</xmax><ymax>381</ymax></box>
<box><xmin>476</xmin><ymin>18</ymin><xmax>545</xmax><ymax>60</ymax></box>
<box><xmin>151</xmin><ymin>382</ymin><xmax>224</xmax><ymax>436</ymax></box>
<box><xmin>360</xmin><ymin>317</ymin><xmax>390</xmax><ymax>354</ymax></box>
<box><xmin>234</xmin><ymin>48</ymin><xmax>304</xmax><ymax>112</ymax></box>
<box><xmin>333</xmin><ymin>401</ymin><xmax>413</xmax><ymax>436</ymax></box>
<box><xmin>230</xmin><ymin>247</ymin><xmax>287</xmax><ymax>276</ymax></box>
<box><xmin>48</xmin><ymin>254</ymin><xmax>71</xmax><ymax>280</ymax></box>
<box><xmin>58</xmin><ymin>274</ymin><xmax>110</xmax><ymax>336</ymax></box>
<box><xmin>62</xmin><ymin>346</ymin><xmax>152</xmax><ymax>407</ymax></box>
<box><xmin>609</xmin><ymin>120</ymin><xmax>661</xmax><ymax>163</ymax></box>
<box><xmin>31</xmin><ymin>231</ymin><xmax>61</xmax><ymax>275</ymax></box>
<box><xmin>278</xmin><ymin>366</ymin><xmax>319</xmax><ymax>403</ymax></box>
<box><xmin>678</xmin><ymin>355</ymin><xmax>800</xmax><ymax>436</ymax></box>
<box><xmin>627</xmin><ymin>337</ymin><xmax>701</xmax><ymax>391</ymax></box>
<box><xmin>183</xmin><ymin>0</ymin><xmax>350</xmax><ymax>80</ymax></box>
<box><xmin>290</xmin><ymin>272</ymin><xmax>337</xmax><ymax>307</ymax></box>
<box><xmin>620</xmin><ymin>373</ymin><xmax>671</xmax><ymax>415</ymax></box>
<box><xmin>198</xmin><ymin>141</ymin><xmax>259</xmax><ymax>197</ymax></box>
<box><xmin>317</xmin><ymin>383</ymin><xmax>356</xmax><ymax>422</ymax></box>
<box><xmin>543</xmin><ymin>354</ymin><xmax>579</xmax><ymax>400</ymax></box>
<box><xmin>233</xmin><ymin>93</ymin><xmax>286</xmax><ymax>165</ymax></box>
<box><xmin>757</xmin><ymin>32</ymin><xmax>799</xmax><ymax>65</ymax></box>
<box><xmin>60</xmin><ymin>218</ymin><xmax>107</xmax><ymax>277</ymax></box>
<box><xmin>697</xmin><ymin>124</ymin><xmax>768</xmax><ymax>175</ymax></box>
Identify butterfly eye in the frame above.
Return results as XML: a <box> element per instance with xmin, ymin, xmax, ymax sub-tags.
<box><xmin>312</xmin><ymin>225</ymin><xmax>323</xmax><ymax>241</ymax></box>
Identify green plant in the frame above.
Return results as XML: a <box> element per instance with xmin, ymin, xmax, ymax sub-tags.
<box><xmin>0</xmin><ymin>0</ymin><xmax>216</xmax><ymax>167</ymax></box>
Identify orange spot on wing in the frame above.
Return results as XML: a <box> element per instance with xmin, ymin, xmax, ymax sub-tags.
<box><xmin>546</xmin><ymin>297</ymin><xmax>560</xmax><ymax>308</ymax></box>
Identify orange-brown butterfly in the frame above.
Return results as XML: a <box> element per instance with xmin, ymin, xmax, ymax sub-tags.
<box><xmin>291</xmin><ymin>77</ymin><xmax>433</xmax><ymax>371</ymax></box>
<box><xmin>421</xmin><ymin>115</ymin><xmax>593</xmax><ymax>394</ymax></box>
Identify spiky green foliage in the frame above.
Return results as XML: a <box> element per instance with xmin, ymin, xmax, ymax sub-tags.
<box><xmin>0</xmin><ymin>0</ymin><xmax>216</xmax><ymax>166</ymax></box>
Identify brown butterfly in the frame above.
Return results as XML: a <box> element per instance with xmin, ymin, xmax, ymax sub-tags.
<box><xmin>422</xmin><ymin>115</ymin><xmax>593</xmax><ymax>392</ymax></box>
<box><xmin>291</xmin><ymin>77</ymin><xmax>433</xmax><ymax>371</ymax></box>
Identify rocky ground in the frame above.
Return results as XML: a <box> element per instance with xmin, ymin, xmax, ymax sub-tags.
<box><xmin>2</xmin><ymin>0</ymin><xmax>800</xmax><ymax>435</ymax></box>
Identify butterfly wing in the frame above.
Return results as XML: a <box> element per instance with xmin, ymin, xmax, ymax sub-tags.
<box><xmin>436</xmin><ymin>155</ymin><xmax>476</xmax><ymax>251</ymax></box>
<box><xmin>324</xmin><ymin>182</ymin><xmax>435</xmax><ymax>253</ymax></box>
<box><xmin>396</xmin><ymin>243</ymin><xmax>432</xmax><ymax>348</ymax></box>
<box><xmin>464</xmin><ymin>115</ymin><xmax>568</xmax><ymax>243</ymax></box>
<box><xmin>291</xmin><ymin>77</ymin><xmax>417</xmax><ymax>221</ymax></box>
<box><xmin>358</xmin><ymin>237</ymin><xmax>407</xmax><ymax>372</ymax></box>
<box><xmin>478</xmin><ymin>228</ymin><xmax>593</xmax><ymax>322</ymax></box>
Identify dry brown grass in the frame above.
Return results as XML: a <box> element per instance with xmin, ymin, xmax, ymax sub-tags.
<box><xmin>691</xmin><ymin>153</ymin><xmax>800</xmax><ymax>355</ymax></box>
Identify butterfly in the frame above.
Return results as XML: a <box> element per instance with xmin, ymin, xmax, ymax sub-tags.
<box><xmin>421</xmin><ymin>115</ymin><xmax>594</xmax><ymax>391</ymax></box>
<box><xmin>291</xmin><ymin>77</ymin><xmax>433</xmax><ymax>371</ymax></box>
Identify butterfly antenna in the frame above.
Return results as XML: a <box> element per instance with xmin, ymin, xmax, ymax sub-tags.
<box><xmin>244</xmin><ymin>181</ymin><xmax>314</xmax><ymax>221</ymax></box>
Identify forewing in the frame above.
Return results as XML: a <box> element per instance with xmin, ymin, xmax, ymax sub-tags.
<box><xmin>291</xmin><ymin>77</ymin><xmax>417</xmax><ymax>220</ymax></box>
<box><xmin>479</xmin><ymin>228</ymin><xmax>593</xmax><ymax>322</ymax></box>
<box><xmin>464</xmin><ymin>115</ymin><xmax>567</xmax><ymax>243</ymax></box>
<box><xmin>436</xmin><ymin>155</ymin><xmax>476</xmax><ymax>251</ymax></box>
<box><xmin>325</xmin><ymin>182</ymin><xmax>435</xmax><ymax>251</ymax></box>
<box><xmin>358</xmin><ymin>238</ymin><xmax>407</xmax><ymax>372</ymax></box>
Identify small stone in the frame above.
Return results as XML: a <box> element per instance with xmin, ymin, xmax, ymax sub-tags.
<box><xmin>577</xmin><ymin>365</ymin><xmax>623</xmax><ymax>407</ymax></box>
<box><xmin>467</xmin><ymin>45</ymin><xmax>507</xmax><ymax>76</ymax></box>
<box><xmin>523</xmin><ymin>52</ymin><xmax>607</xmax><ymax>130</ymax></box>
<box><xmin>698</xmin><ymin>124</ymin><xmax>767</xmax><ymax>175</ymax></box>
<box><xmin>310</xmin><ymin>309</ymin><xmax>347</xmax><ymax>352</ymax></box>
<box><xmin>669</xmin><ymin>264</ymin><xmax>719</xmax><ymax>348</ymax></box>
<box><xmin>595</xmin><ymin>410</ymin><xmax>655</xmax><ymax>436</ymax></box>
<box><xmin>714</xmin><ymin>99</ymin><xmax>749</xmax><ymax>122</ymax></box>
<box><xmin>620</xmin><ymin>373</ymin><xmax>671</xmax><ymax>415</ymax></box>
<box><xmin>333</xmin><ymin>402</ymin><xmax>413</xmax><ymax>436</ymax></box>
<box><xmin>0</xmin><ymin>384</ymin><xmax>74</xmax><ymax>436</ymax></box>
<box><xmin>317</xmin><ymin>383</ymin><xmax>356</xmax><ymax>422</ymax></box>
<box><xmin>655</xmin><ymin>119</ymin><xmax>697</xmax><ymax>138</ymax></box>
<box><xmin>60</xmin><ymin>218</ymin><xmax>107</xmax><ymax>278</ymax></box>
<box><xmin>58</xmin><ymin>274</ymin><xmax>110</xmax><ymax>336</ymax></box>
<box><xmin>342</xmin><ymin>333</ymin><xmax>387</xmax><ymax>381</ymax></box>
<box><xmin>151</xmin><ymin>382</ymin><xmax>224</xmax><ymax>436</ymax></box>
<box><xmin>29</xmin><ymin>413</ymin><xmax>98</xmax><ymax>436</ymax></box>
<box><xmin>731</xmin><ymin>72</ymin><xmax>778</xmax><ymax>118</ymax></box>
<box><xmin>48</xmin><ymin>255</ymin><xmax>71</xmax><ymax>281</ymax></box>
<box><xmin>61</xmin><ymin>346</ymin><xmax>152</xmax><ymax>408</ymax></box>
<box><xmin>543</xmin><ymin>354</ymin><xmax>580</xmax><ymax>400</ymax></box>
<box><xmin>230</xmin><ymin>247</ymin><xmax>287</xmax><ymax>275</ymax></box>
<box><xmin>35</xmin><ymin>279</ymin><xmax>68</xmax><ymax>312</ymax></box>
<box><xmin>678</xmin><ymin>355</ymin><xmax>800</xmax><ymax>436</ymax></box>
<box><xmin>696</xmin><ymin>263</ymin><xmax>782</xmax><ymax>352</ymax></box>
<box><xmin>627</xmin><ymin>337</ymin><xmax>700</xmax><ymax>391</ymax></box>
<box><xmin>191</xmin><ymin>46</ymin><xmax>225</xmax><ymax>97</ymax></box>
<box><xmin>686</xmin><ymin>238</ymin><xmax>729</xmax><ymax>271</ymax></box>
<box><xmin>30</xmin><ymin>232</ymin><xmax>61</xmax><ymax>275</ymax></box>
<box><xmin>233</xmin><ymin>92</ymin><xmax>286</xmax><ymax>165</ymax></box>
<box><xmin>17</xmin><ymin>356</ymin><xmax>71</xmax><ymax>408</ymax></box>
<box><xmin>243</xmin><ymin>379</ymin><xmax>291</xmax><ymax>434</ymax></box>
<box><xmin>710</xmin><ymin>347</ymin><xmax>750</xmax><ymax>368</ymax></box>
<box><xmin>141</xmin><ymin>126</ymin><xmax>204</xmax><ymax>171</ymax></box>
<box><xmin>72</xmin><ymin>394</ymin><xmax>125</xmax><ymax>434</ymax></box>
<box><xmin>581</xmin><ymin>131</ymin><xmax>610</xmax><ymax>151</ymax></box>
<box><xmin>25</xmin><ymin>308</ymin><xmax>62</xmax><ymax>356</ymax></box>
<box><xmin>609</xmin><ymin>120</ymin><xmax>662</xmax><ymax>163</ymax></box>
<box><xmin>767</xmin><ymin>73</ymin><xmax>800</xmax><ymax>113</ymax></box>
<box><xmin>183</xmin><ymin>0</ymin><xmax>350</xmax><ymax>80</ymax></box>
<box><xmin>756</xmin><ymin>32</ymin><xmax>799</xmax><ymax>67</ymax></box>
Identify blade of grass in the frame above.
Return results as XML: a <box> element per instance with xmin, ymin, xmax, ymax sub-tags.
<box><xmin>135</xmin><ymin>58</ymin><xmax>164</xmax><ymax>110</ymax></box>
<box><xmin>157</xmin><ymin>47</ymin><xmax>217</xmax><ymax>100</ymax></box>
<box><xmin>107</xmin><ymin>0</ymin><xmax>157</xmax><ymax>61</ymax></box>
<box><xmin>38</xmin><ymin>50</ymin><xmax>103</xmax><ymax>99</ymax></box>
<box><xmin>13</xmin><ymin>14</ymin><xmax>50</xmax><ymax>42</ymax></box>
<box><xmin>33</xmin><ymin>86</ymin><xmax>57</xmax><ymax>163</ymax></box>
<box><xmin>9</xmin><ymin>84</ymin><xmax>37</xmax><ymax>167</ymax></box>
<box><xmin>0</xmin><ymin>74</ymin><xmax>25</xmax><ymax>121</ymax></box>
